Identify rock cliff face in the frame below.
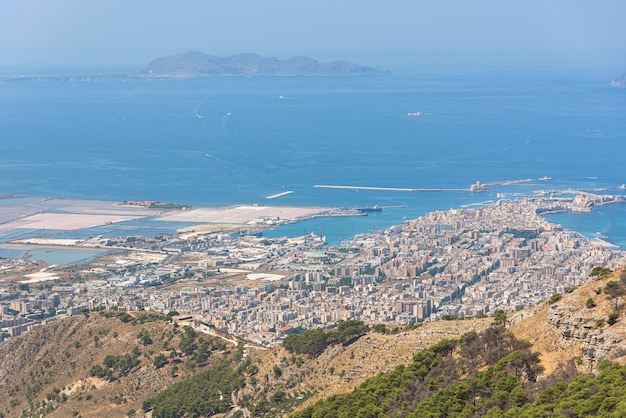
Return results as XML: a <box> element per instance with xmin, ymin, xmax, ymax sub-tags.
<box><xmin>508</xmin><ymin>268</ymin><xmax>626</xmax><ymax>375</ymax></box>
<box><xmin>548</xmin><ymin>301</ymin><xmax>626</xmax><ymax>371</ymax></box>
<box><xmin>546</xmin><ymin>275</ymin><xmax>626</xmax><ymax>372</ymax></box>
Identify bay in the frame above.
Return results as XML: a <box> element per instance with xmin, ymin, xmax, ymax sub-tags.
<box><xmin>1</xmin><ymin>70</ymin><xmax>625</xmax><ymax>247</ymax></box>
<box><xmin>544</xmin><ymin>203</ymin><xmax>626</xmax><ymax>249</ymax></box>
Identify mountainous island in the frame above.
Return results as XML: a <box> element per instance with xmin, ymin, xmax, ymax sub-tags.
<box><xmin>1</xmin><ymin>51</ymin><xmax>390</xmax><ymax>82</ymax></box>
<box><xmin>147</xmin><ymin>51</ymin><xmax>390</xmax><ymax>77</ymax></box>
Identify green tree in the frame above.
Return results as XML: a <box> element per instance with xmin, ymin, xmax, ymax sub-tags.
<box><xmin>271</xmin><ymin>390</ymin><xmax>287</xmax><ymax>404</ymax></box>
<box><xmin>591</xmin><ymin>266</ymin><xmax>612</xmax><ymax>278</ymax></box>
<box><xmin>604</xmin><ymin>281</ymin><xmax>623</xmax><ymax>310</ymax></box>
<box><xmin>372</xmin><ymin>323</ymin><xmax>387</xmax><ymax>334</ymax></box>
<box><xmin>153</xmin><ymin>354</ymin><xmax>168</xmax><ymax>369</ymax></box>
<box><xmin>138</xmin><ymin>329</ymin><xmax>153</xmax><ymax>346</ymax></box>
<box><xmin>492</xmin><ymin>310</ymin><xmax>507</xmax><ymax>326</ymax></box>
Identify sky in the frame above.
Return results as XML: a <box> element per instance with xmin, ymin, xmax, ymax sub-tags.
<box><xmin>1</xmin><ymin>0</ymin><xmax>625</xmax><ymax>71</ymax></box>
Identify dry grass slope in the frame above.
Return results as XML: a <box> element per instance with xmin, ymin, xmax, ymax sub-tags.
<box><xmin>0</xmin><ymin>312</ymin><xmax>220</xmax><ymax>418</ymax></box>
<box><xmin>241</xmin><ymin>317</ymin><xmax>492</xmax><ymax>414</ymax></box>
<box><xmin>509</xmin><ymin>266</ymin><xmax>626</xmax><ymax>375</ymax></box>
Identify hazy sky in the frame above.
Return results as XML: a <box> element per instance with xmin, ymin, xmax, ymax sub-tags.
<box><xmin>2</xmin><ymin>0</ymin><xmax>625</xmax><ymax>70</ymax></box>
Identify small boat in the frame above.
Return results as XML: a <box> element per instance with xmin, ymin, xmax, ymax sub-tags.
<box><xmin>538</xmin><ymin>176</ymin><xmax>554</xmax><ymax>181</ymax></box>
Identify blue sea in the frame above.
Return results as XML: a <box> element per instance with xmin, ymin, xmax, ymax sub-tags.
<box><xmin>1</xmin><ymin>69</ymin><xmax>625</xmax><ymax>247</ymax></box>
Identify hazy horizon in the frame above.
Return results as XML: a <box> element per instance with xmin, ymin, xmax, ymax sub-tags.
<box><xmin>2</xmin><ymin>0</ymin><xmax>626</xmax><ymax>73</ymax></box>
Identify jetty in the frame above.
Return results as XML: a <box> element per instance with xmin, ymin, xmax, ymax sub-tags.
<box><xmin>315</xmin><ymin>178</ymin><xmax>534</xmax><ymax>194</ymax></box>
<box><xmin>266</xmin><ymin>191</ymin><xmax>294</xmax><ymax>199</ymax></box>
<box><xmin>314</xmin><ymin>185</ymin><xmax>467</xmax><ymax>193</ymax></box>
<box><xmin>314</xmin><ymin>185</ymin><xmax>417</xmax><ymax>192</ymax></box>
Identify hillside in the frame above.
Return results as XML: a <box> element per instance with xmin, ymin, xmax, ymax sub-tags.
<box><xmin>0</xmin><ymin>311</ymin><xmax>240</xmax><ymax>417</ymax></box>
<box><xmin>2</xmin><ymin>267</ymin><xmax>626</xmax><ymax>417</ymax></box>
<box><xmin>0</xmin><ymin>312</ymin><xmax>489</xmax><ymax>417</ymax></box>
<box><xmin>509</xmin><ymin>266</ymin><xmax>626</xmax><ymax>374</ymax></box>
<box><xmin>146</xmin><ymin>51</ymin><xmax>390</xmax><ymax>77</ymax></box>
<box><xmin>295</xmin><ymin>267</ymin><xmax>626</xmax><ymax>417</ymax></box>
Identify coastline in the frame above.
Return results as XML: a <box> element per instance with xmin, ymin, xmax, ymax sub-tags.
<box><xmin>1</xmin><ymin>192</ymin><xmax>625</xmax><ymax>266</ymax></box>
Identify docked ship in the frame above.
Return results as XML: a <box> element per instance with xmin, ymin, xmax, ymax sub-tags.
<box><xmin>356</xmin><ymin>205</ymin><xmax>383</xmax><ymax>212</ymax></box>
<box><xmin>327</xmin><ymin>208</ymin><xmax>367</xmax><ymax>217</ymax></box>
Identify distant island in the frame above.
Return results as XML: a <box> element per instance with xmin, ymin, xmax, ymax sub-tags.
<box><xmin>1</xmin><ymin>51</ymin><xmax>390</xmax><ymax>82</ymax></box>
<box><xmin>611</xmin><ymin>73</ymin><xmax>626</xmax><ymax>88</ymax></box>
<box><xmin>147</xmin><ymin>51</ymin><xmax>390</xmax><ymax>77</ymax></box>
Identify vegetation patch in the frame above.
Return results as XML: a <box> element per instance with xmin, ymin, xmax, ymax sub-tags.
<box><xmin>283</xmin><ymin>320</ymin><xmax>369</xmax><ymax>358</ymax></box>
<box><xmin>89</xmin><ymin>348</ymin><xmax>141</xmax><ymax>382</ymax></box>
<box><xmin>145</xmin><ymin>356</ymin><xmax>245</xmax><ymax>417</ymax></box>
<box><xmin>292</xmin><ymin>327</ymin><xmax>547</xmax><ymax>418</ymax></box>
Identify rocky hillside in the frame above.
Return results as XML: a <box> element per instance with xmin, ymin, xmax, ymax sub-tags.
<box><xmin>243</xmin><ymin>317</ymin><xmax>492</xmax><ymax>412</ymax></box>
<box><xmin>291</xmin><ymin>268</ymin><xmax>626</xmax><ymax>418</ymax></box>
<box><xmin>0</xmin><ymin>311</ymin><xmax>490</xmax><ymax>417</ymax></box>
<box><xmin>509</xmin><ymin>266</ymin><xmax>626</xmax><ymax>374</ymax></box>
<box><xmin>1</xmin><ymin>267</ymin><xmax>626</xmax><ymax>417</ymax></box>
<box><xmin>0</xmin><ymin>311</ymin><xmax>236</xmax><ymax>417</ymax></box>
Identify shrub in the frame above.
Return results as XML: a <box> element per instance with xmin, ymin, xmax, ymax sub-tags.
<box><xmin>586</xmin><ymin>298</ymin><xmax>596</xmax><ymax>309</ymax></box>
<box><xmin>153</xmin><ymin>354</ymin><xmax>168</xmax><ymax>369</ymax></box>
<box><xmin>492</xmin><ymin>310</ymin><xmax>507</xmax><ymax>326</ymax></box>
<box><xmin>549</xmin><ymin>293</ymin><xmax>562</xmax><ymax>304</ymax></box>
<box><xmin>591</xmin><ymin>266</ymin><xmax>612</xmax><ymax>277</ymax></box>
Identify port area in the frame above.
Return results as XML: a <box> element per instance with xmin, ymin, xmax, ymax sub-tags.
<box><xmin>324</xmin><ymin>204</ymin><xmax>407</xmax><ymax>217</ymax></box>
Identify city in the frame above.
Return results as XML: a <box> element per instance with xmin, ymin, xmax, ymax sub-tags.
<box><xmin>2</xmin><ymin>193</ymin><xmax>625</xmax><ymax>348</ymax></box>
